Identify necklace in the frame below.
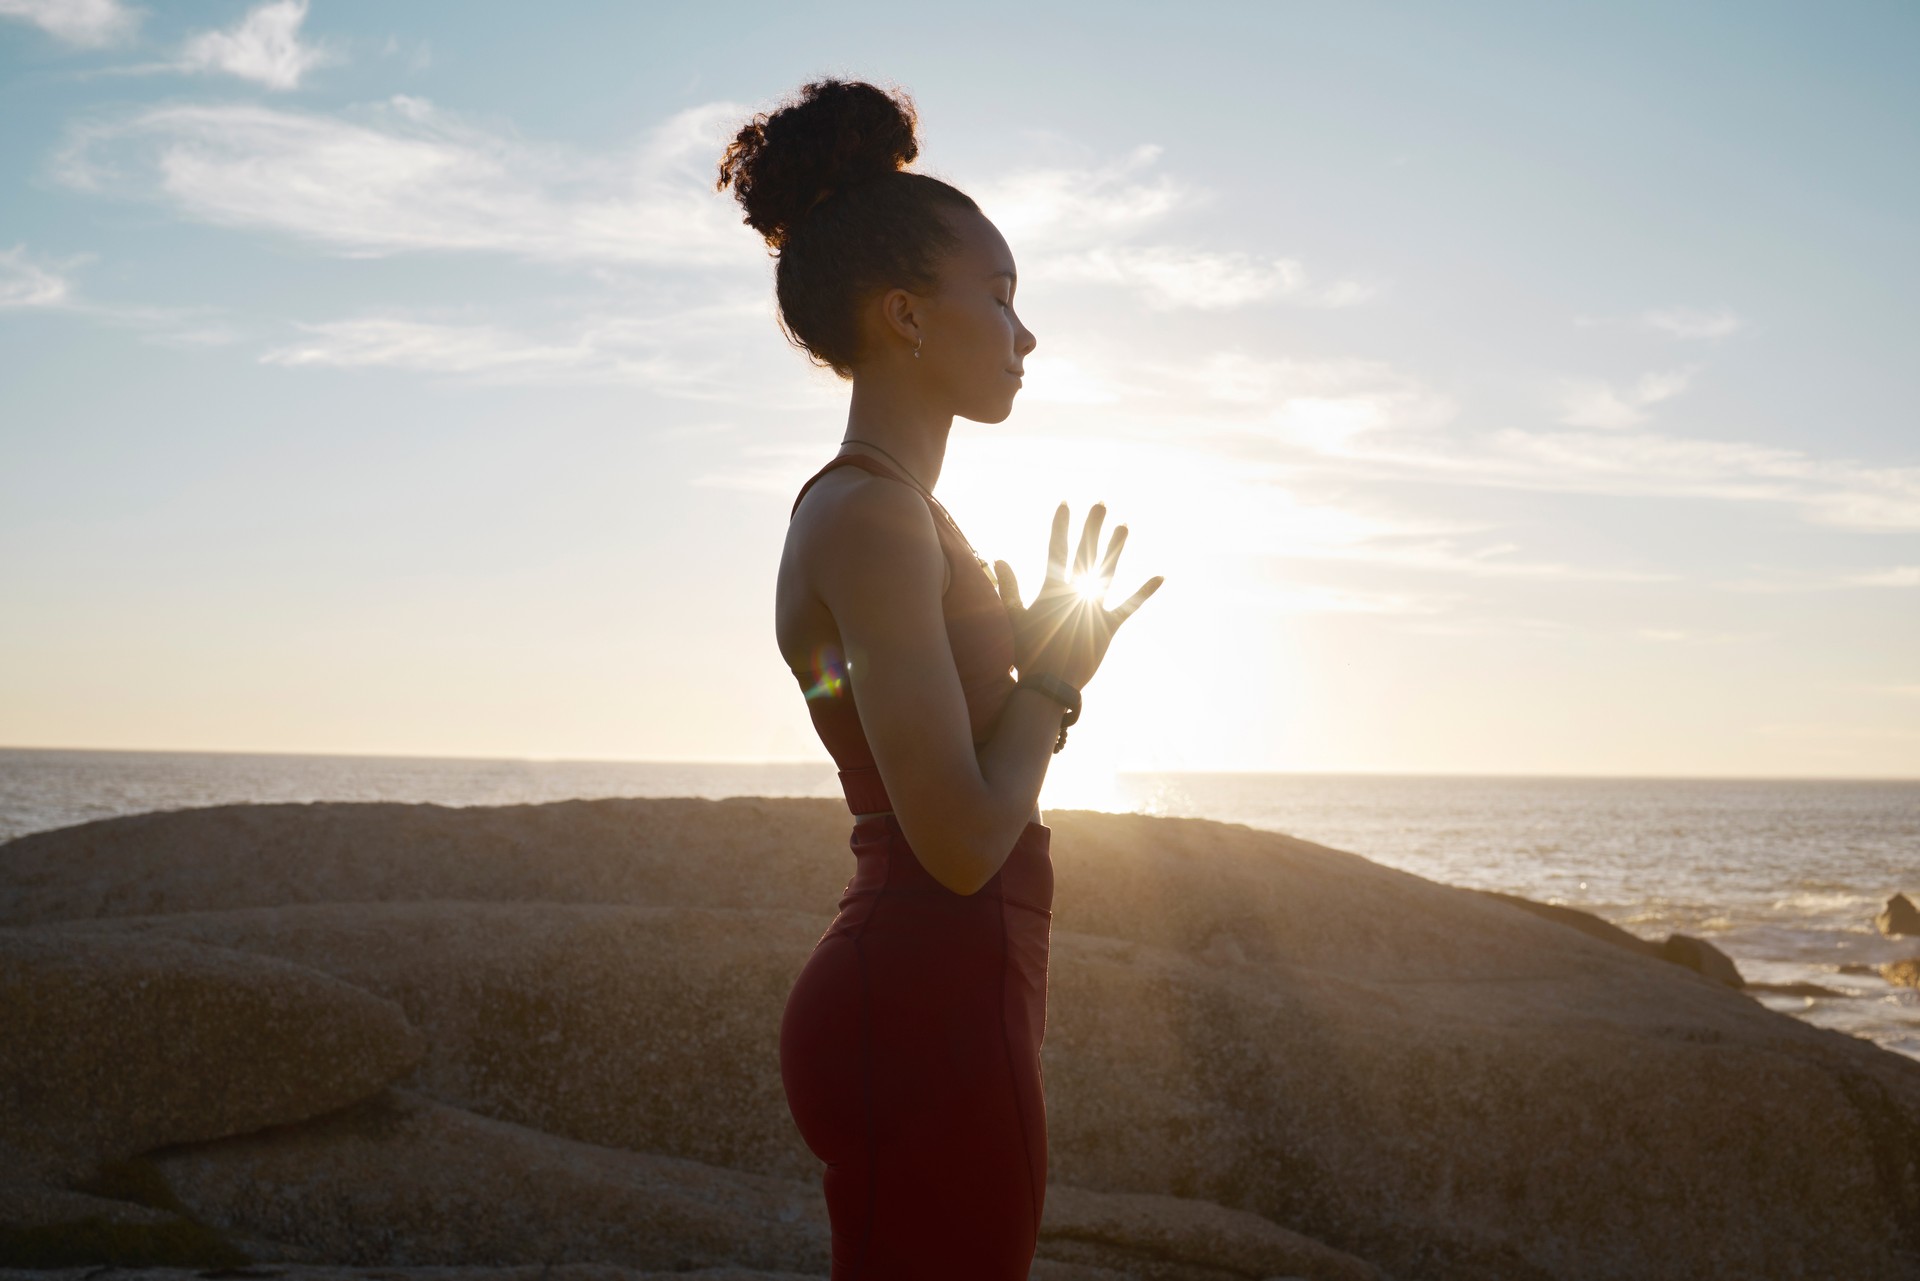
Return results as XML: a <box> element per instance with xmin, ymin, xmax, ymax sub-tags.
<box><xmin>839</xmin><ymin>437</ymin><xmax>988</xmax><ymax>568</ymax></box>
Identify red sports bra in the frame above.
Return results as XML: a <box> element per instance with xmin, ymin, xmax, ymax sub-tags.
<box><xmin>787</xmin><ymin>452</ymin><xmax>1018</xmax><ymax>814</ymax></box>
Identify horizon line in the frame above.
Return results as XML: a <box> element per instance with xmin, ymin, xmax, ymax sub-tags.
<box><xmin>2</xmin><ymin>743</ymin><xmax>1915</xmax><ymax>784</ymax></box>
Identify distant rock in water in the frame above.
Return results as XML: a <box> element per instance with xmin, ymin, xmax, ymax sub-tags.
<box><xmin>1885</xmin><ymin>959</ymin><xmax>1920</xmax><ymax>990</ymax></box>
<box><xmin>4</xmin><ymin>796</ymin><xmax>1920</xmax><ymax>1280</ymax></box>
<box><xmin>1878</xmin><ymin>892</ymin><xmax>1920</xmax><ymax>938</ymax></box>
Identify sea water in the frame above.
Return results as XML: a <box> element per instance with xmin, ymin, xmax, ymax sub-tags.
<box><xmin>2</xmin><ymin>747</ymin><xmax>1914</xmax><ymax>1060</ymax></box>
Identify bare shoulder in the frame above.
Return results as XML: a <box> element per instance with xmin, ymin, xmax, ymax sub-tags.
<box><xmin>793</xmin><ymin>468</ymin><xmax>946</xmax><ymax>596</ymax></box>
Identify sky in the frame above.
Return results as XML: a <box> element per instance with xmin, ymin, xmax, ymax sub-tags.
<box><xmin>2</xmin><ymin>0</ymin><xmax>1916</xmax><ymax>782</ymax></box>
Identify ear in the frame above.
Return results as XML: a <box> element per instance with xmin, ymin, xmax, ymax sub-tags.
<box><xmin>877</xmin><ymin>285</ymin><xmax>924</xmax><ymax>350</ymax></box>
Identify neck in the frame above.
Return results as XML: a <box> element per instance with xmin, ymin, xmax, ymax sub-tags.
<box><xmin>842</xmin><ymin>369</ymin><xmax>954</xmax><ymax>490</ymax></box>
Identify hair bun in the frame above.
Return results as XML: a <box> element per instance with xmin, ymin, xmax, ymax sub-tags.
<box><xmin>716</xmin><ymin>78</ymin><xmax>920</xmax><ymax>250</ymax></box>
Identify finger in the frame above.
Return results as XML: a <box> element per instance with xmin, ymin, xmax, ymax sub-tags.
<box><xmin>1109</xmin><ymin>575</ymin><xmax>1164</xmax><ymax>624</ymax></box>
<box><xmin>1097</xmin><ymin>524</ymin><xmax>1129</xmax><ymax>588</ymax></box>
<box><xmin>993</xmin><ymin>559</ymin><xmax>1022</xmax><ymax>610</ymax></box>
<box><xmin>1075</xmin><ymin>501</ymin><xmax>1107</xmax><ymax>580</ymax></box>
<box><xmin>1048</xmin><ymin>502</ymin><xmax>1070</xmax><ymax>582</ymax></box>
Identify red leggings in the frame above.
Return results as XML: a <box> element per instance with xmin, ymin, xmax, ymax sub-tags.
<box><xmin>780</xmin><ymin>813</ymin><xmax>1054</xmax><ymax>1279</ymax></box>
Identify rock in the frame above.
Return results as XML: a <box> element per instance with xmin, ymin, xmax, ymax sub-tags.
<box><xmin>1037</xmin><ymin>1184</ymin><xmax>1384</xmax><ymax>1280</ymax></box>
<box><xmin>154</xmin><ymin>1089</ymin><xmax>828</xmax><ymax>1272</ymax></box>
<box><xmin>1476</xmin><ymin>892</ymin><xmax>1750</xmax><ymax>991</ymax></box>
<box><xmin>0</xmin><ymin>1270</ymin><xmax>821</xmax><ymax>1281</ymax></box>
<box><xmin>1884</xmin><ymin>959</ymin><xmax>1920</xmax><ymax>989</ymax></box>
<box><xmin>1659</xmin><ymin>933</ymin><xmax>1744</xmax><ymax>987</ymax></box>
<box><xmin>1877</xmin><ymin>892</ymin><xmax>1920</xmax><ymax>938</ymax></box>
<box><xmin>0</xmin><ymin>797</ymin><xmax>859</xmax><ymax>928</ymax></box>
<box><xmin>56</xmin><ymin>903</ymin><xmax>826</xmax><ymax>1180</ymax></box>
<box><xmin>0</xmin><ymin>930</ymin><xmax>424</xmax><ymax>1183</ymax></box>
<box><xmin>11</xmin><ymin>800</ymin><xmax>1920</xmax><ymax>1279</ymax></box>
<box><xmin>1473</xmin><ymin>891</ymin><xmax>1662</xmax><ymax>959</ymax></box>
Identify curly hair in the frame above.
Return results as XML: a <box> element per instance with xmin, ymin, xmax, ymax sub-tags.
<box><xmin>716</xmin><ymin>78</ymin><xmax>980</xmax><ymax>378</ymax></box>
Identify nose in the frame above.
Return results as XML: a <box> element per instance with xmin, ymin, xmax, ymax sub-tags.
<box><xmin>1015</xmin><ymin>319</ymin><xmax>1037</xmax><ymax>358</ymax></box>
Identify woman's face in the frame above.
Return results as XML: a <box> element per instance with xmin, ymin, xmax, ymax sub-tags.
<box><xmin>913</xmin><ymin>208</ymin><xmax>1038</xmax><ymax>423</ymax></box>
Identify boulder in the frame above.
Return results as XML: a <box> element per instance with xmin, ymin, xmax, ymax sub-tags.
<box><xmin>1877</xmin><ymin>892</ymin><xmax>1920</xmax><ymax>938</ymax></box>
<box><xmin>1884</xmin><ymin>959</ymin><xmax>1920</xmax><ymax>990</ymax></box>
<box><xmin>11</xmin><ymin>799</ymin><xmax>1920</xmax><ymax>1279</ymax></box>
<box><xmin>1659</xmin><ymin>933</ymin><xmax>1744</xmax><ymax>987</ymax></box>
<box><xmin>0</xmin><ymin>797</ymin><xmax>858</xmax><ymax>927</ymax></box>
<box><xmin>1473</xmin><ymin>891</ymin><xmax>1661</xmax><ymax>959</ymax></box>
<box><xmin>153</xmin><ymin>1089</ymin><xmax>827</xmax><ymax>1272</ymax></box>
<box><xmin>1038</xmin><ymin>1183</ymin><xmax>1383</xmax><ymax>1280</ymax></box>
<box><xmin>58</xmin><ymin>902</ymin><xmax>828</xmax><ymax>1179</ymax></box>
<box><xmin>0</xmin><ymin>930</ymin><xmax>423</xmax><ymax>1183</ymax></box>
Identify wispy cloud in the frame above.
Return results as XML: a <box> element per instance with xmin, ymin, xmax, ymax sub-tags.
<box><xmin>54</xmin><ymin>96</ymin><xmax>755</xmax><ymax>267</ymax></box>
<box><xmin>0</xmin><ymin>0</ymin><xmax>140</xmax><ymax>47</ymax></box>
<box><xmin>1115</xmin><ymin>348</ymin><xmax>1920</xmax><ymax>532</ymax></box>
<box><xmin>256</xmin><ymin>299</ymin><xmax>789</xmax><ymax>401</ymax></box>
<box><xmin>1557</xmin><ymin>366</ymin><xmax>1697</xmax><ymax>429</ymax></box>
<box><xmin>178</xmin><ymin>0</ymin><xmax>334</xmax><ymax>90</ymax></box>
<box><xmin>1046</xmin><ymin>244</ymin><xmax>1371</xmax><ymax>310</ymax></box>
<box><xmin>973</xmin><ymin>143</ymin><xmax>1371</xmax><ymax>310</ymax></box>
<box><xmin>0</xmin><ymin>241</ymin><xmax>236</xmax><ymax>342</ymax></box>
<box><xmin>1643</xmin><ymin>306</ymin><xmax>1744</xmax><ymax>340</ymax></box>
<box><xmin>1841</xmin><ymin>566</ymin><xmax>1920</xmax><ymax>587</ymax></box>
<box><xmin>0</xmin><ymin>243</ymin><xmax>75</xmax><ymax>307</ymax></box>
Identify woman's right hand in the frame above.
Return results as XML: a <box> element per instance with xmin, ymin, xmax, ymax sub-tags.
<box><xmin>993</xmin><ymin>501</ymin><xmax>1164</xmax><ymax>690</ymax></box>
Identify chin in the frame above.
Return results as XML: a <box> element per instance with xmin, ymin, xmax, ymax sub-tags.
<box><xmin>962</xmin><ymin>398</ymin><xmax>1019</xmax><ymax>425</ymax></box>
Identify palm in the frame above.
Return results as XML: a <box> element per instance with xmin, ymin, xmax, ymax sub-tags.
<box><xmin>993</xmin><ymin>502</ymin><xmax>1163</xmax><ymax>689</ymax></box>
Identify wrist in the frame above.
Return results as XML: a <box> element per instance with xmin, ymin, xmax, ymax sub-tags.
<box><xmin>1013</xmin><ymin>670</ymin><xmax>1082</xmax><ymax>754</ymax></box>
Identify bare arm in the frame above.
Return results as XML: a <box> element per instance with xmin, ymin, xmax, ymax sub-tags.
<box><xmin>813</xmin><ymin>479</ymin><xmax>1060</xmax><ymax>895</ymax></box>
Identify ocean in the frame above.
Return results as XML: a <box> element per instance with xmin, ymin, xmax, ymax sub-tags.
<box><xmin>2</xmin><ymin>747</ymin><xmax>1915</xmax><ymax>1061</ymax></box>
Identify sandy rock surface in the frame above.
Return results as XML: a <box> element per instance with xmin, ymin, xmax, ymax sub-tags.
<box><xmin>6</xmin><ymin>797</ymin><xmax>1920</xmax><ymax>1280</ymax></box>
<box><xmin>154</xmin><ymin>1089</ymin><xmax>828</xmax><ymax>1273</ymax></box>
<box><xmin>55</xmin><ymin>901</ymin><xmax>828</xmax><ymax>1179</ymax></box>
<box><xmin>0</xmin><ymin>928</ymin><xmax>423</xmax><ymax>1182</ymax></box>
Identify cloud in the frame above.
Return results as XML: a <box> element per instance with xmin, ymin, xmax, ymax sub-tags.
<box><xmin>1643</xmin><ymin>306</ymin><xmax>1744</xmax><ymax>340</ymax></box>
<box><xmin>1557</xmin><ymin>366</ymin><xmax>1697</xmax><ymax>429</ymax></box>
<box><xmin>1132</xmin><ymin>349</ymin><xmax>1920</xmax><ymax>531</ymax></box>
<box><xmin>255</xmin><ymin>300</ymin><xmax>786</xmax><ymax>402</ymax></box>
<box><xmin>1841</xmin><ymin>566</ymin><xmax>1920</xmax><ymax>587</ymax></box>
<box><xmin>1046</xmin><ymin>244</ymin><xmax>1372</xmax><ymax>310</ymax></box>
<box><xmin>178</xmin><ymin>0</ymin><xmax>333</xmax><ymax>90</ymax></box>
<box><xmin>0</xmin><ymin>243</ymin><xmax>75</xmax><ymax>307</ymax></box>
<box><xmin>971</xmin><ymin>143</ymin><xmax>1371</xmax><ymax>310</ymax></box>
<box><xmin>0</xmin><ymin>241</ymin><xmax>236</xmax><ymax>341</ymax></box>
<box><xmin>0</xmin><ymin>0</ymin><xmax>139</xmax><ymax>47</ymax></box>
<box><xmin>55</xmin><ymin>97</ymin><xmax>756</xmax><ymax>267</ymax></box>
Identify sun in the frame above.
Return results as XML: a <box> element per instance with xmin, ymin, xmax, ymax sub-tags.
<box><xmin>1069</xmin><ymin>573</ymin><xmax>1104</xmax><ymax>602</ymax></box>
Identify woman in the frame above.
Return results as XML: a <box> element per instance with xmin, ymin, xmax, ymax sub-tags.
<box><xmin>717</xmin><ymin>78</ymin><xmax>1162</xmax><ymax>1279</ymax></box>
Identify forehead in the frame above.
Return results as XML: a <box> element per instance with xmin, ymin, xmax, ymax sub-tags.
<box><xmin>940</xmin><ymin>206</ymin><xmax>1016</xmax><ymax>282</ymax></box>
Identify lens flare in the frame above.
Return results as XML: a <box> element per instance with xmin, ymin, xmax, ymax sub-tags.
<box><xmin>801</xmin><ymin>645</ymin><xmax>849</xmax><ymax>702</ymax></box>
<box><xmin>1070</xmin><ymin>573</ymin><xmax>1103</xmax><ymax>602</ymax></box>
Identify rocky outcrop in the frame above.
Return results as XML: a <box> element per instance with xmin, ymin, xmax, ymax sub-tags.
<box><xmin>6</xmin><ymin>798</ymin><xmax>1920</xmax><ymax>1280</ymax></box>
<box><xmin>59</xmin><ymin>902</ymin><xmax>830</xmax><ymax>1179</ymax></box>
<box><xmin>1660</xmin><ymin>932</ymin><xmax>1744</xmax><ymax>986</ymax></box>
<box><xmin>1878</xmin><ymin>892</ymin><xmax>1920</xmax><ymax>938</ymax></box>
<box><xmin>0</xmin><ymin>929</ymin><xmax>424</xmax><ymax>1182</ymax></box>
<box><xmin>1477</xmin><ymin>891</ymin><xmax>1746</xmax><ymax>987</ymax></box>
<box><xmin>153</xmin><ymin>1089</ymin><xmax>827</xmax><ymax>1272</ymax></box>
<box><xmin>1884</xmin><ymin>959</ymin><xmax>1920</xmax><ymax>989</ymax></box>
